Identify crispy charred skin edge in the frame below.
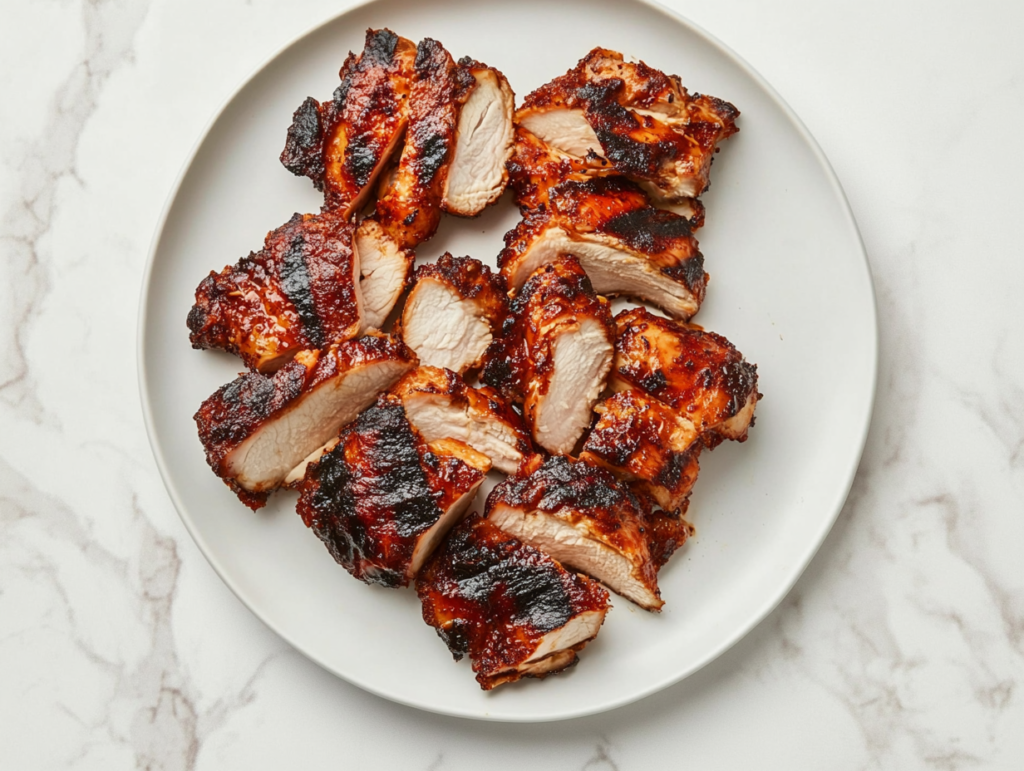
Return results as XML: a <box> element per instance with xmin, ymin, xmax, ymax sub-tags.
<box><xmin>482</xmin><ymin>255</ymin><xmax>613</xmax><ymax>401</ymax></box>
<box><xmin>635</xmin><ymin>493</ymin><xmax>696</xmax><ymax>569</ymax></box>
<box><xmin>187</xmin><ymin>213</ymin><xmax>360</xmax><ymax>373</ymax></box>
<box><xmin>280</xmin><ymin>29</ymin><xmax>416</xmax><ymax>212</ymax></box>
<box><xmin>405</xmin><ymin>252</ymin><xmax>508</xmax><ymax>324</ymax></box>
<box><xmin>486</xmin><ymin>454</ymin><xmax>659</xmax><ymax>597</ymax></box>
<box><xmin>497</xmin><ymin>177</ymin><xmax>707</xmax><ymax>313</ymax></box>
<box><xmin>296</xmin><ymin>395</ymin><xmax>483</xmax><ymax>587</ymax></box>
<box><xmin>374</xmin><ymin>39</ymin><xmax>476</xmax><ymax>249</ymax></box>
<box><xmin>580</xmin><ymin>389</ymin><xmax>702</xmax><ymax>514</ymax></box>
<box><xmin>612</xmin><ymin>307</ymin><xmax>760</xmax><ymax>448</ymax></box>
<box><xmin>193</xmin><ymin>333</ymin><xmax>415</xmax><ymax>510</ymax></box>
<box><xmin>518</xmin><ymin>48</ymin><xmax>739</xmax><ymax>199</ymax></box>
<box><xmin>389</xmin><ymin>366</ymin><xmax>535</xmax><ymax>463</ymax></box>
<box><xmin>416</xmin><ymin>514</ymin><xmax>610</xmax><ymax>690</ymax></box>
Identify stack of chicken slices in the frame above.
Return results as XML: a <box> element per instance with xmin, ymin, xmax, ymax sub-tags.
<box><xmin>187</xmin><ymin>30</ymin><xmax>760</xmax><ymax>690</ymax></box>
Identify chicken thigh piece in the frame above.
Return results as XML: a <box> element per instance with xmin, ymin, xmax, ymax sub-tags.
<box><xmin>482</xmin><ymin>255</ymin><xmax>613</xmax><ymax>456</ymax></box>
<box><xmin>417</xmin><ymin>514</ymin><xmax>610</xmax><ymax>690</ymax></box>
<box><xmin>296</xmin><ymin>396</ymin><xmax>490</xmax><ymax>587</ymax></box>
<box><xmin>611</xmin><ymin>308</ymin><xmax>760</xmax><ymax>447</ymax></box>
<box><xmin>194</xmin><ymin>332</ymin><xmax>416</xmax><ymax>509</ymax></box>
<box><xmin>486</xmin><ymin>455</ymin><xmax>663</xmax><ymax>610</ymax></box>
<box><xmin>188</xmin><ymin>212</ymin><xmax>362</xmax><ymax>373</ymax></box>
<box><xmin>398</xmin><ymin>254</ymin><xmax>507</xmax><ymax>375</ymax></box>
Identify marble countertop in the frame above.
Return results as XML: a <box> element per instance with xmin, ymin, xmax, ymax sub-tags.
<box><xmin>2</xmin><ymin>0</ymin><xmax>1022</xmax><ymax>767</ymax></box>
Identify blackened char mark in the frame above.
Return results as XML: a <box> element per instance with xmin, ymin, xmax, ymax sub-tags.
<box><xmin>280</xmin><ymin>97</ymin><xmax>325</xmax><ymax>188</ymax></box>
<box><xmin>601</xmin><ymin>207</ymin><xmax>692</xmax><ymax>251</ymax></box>
<box><xmin>279</xmin><ymin>235</ymin><xmax>325</xmax><ymax>348</ymax></box>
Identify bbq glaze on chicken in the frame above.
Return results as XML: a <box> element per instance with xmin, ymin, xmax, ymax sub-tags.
<box><xmin>482</xmin><ymin>256</ymin><xmax>613</xmax><ymax>456</ymax></box>
<box><xmin>507</xmin><ymin>125</ymin><xmax>705</xmax><ymax>228</ymax></box>
<box><xmin>372</xmin><ymin>39</ymin><xmax>476</xmax><ymax>250</ymax></box>
<box><xmin>640</xmin><ymin>506</ymin><xmax>696</xmax><ymax>570</ymax></box>
<box><xmin>580</xmin><ymin>389</ymin><xmax>702</xmax><ymax>514</ymax></box>
<box><xmin>499</xmin><ymin>177</ymin><xmax>706</xmax><ymax>320</ymax></box>
<box><xmin>417</xmin><ymin>514</ymin><xmax>610</xmax><ymax>689</ymax></box>
<box><xmin>516</xmin><ymin>48</ymin><xmax>739</xmax><ymax>203</ymax></box>
<box><xmin>188</xmin><ymin>212</ymin><xmax>362</xmax><ymax>373</ymax></box>
<box><xmin>194</xmin><ymin>332</ymin><xmax>416</xmax><ymax>509</ymax></box>
<box><xmin>297</xmin><ymin>397</ymin><xmax>490</xmax><ymax>586</ymax></box>
<box><xmin>442</xmin><ymin>58</ymin><xmax>515</xmax><ymax>216</ymax></box>
<box><xmin>280</xmin><ymin>29</ymin><xmax>416</xmax><ymax>215</ymax></box>
<box><xmin>390</xmin><ymin>366</ymin><xmax>533</xmax><ymax>475</ymax></box>
<box><xmin>354</xmin><ymin>219</ymin><xmax>414</xmax><ymax>331</ymax></box>
<box><xmin>398</xmin><ymin>254</ymin><xmax>507</xmax><ymax>375</ymax></box>
<box><xmin>486</xmin><ymin>455</ymin><xmax>663</xmax><ymax>610</ymax></box>
<box><xmin>611</xmin><ymin>308</ymin><xmax>759</xmax><ymax>447</ymax></box>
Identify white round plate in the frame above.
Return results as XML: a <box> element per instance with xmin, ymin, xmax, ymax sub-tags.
<box><xmin>139</xmin><ymin>0</ymin><xmax>876</xmax><ymax>722</ymax></box>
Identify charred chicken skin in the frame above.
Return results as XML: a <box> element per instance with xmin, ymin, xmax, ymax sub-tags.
<box><xmin>611</xmin><ymin>308</ymin><xmax>760</xmax><ymax>447</ymax></box>
<box><xmin>499</xmin><ymin>176</ymin><xmax>706</xmax><ymax>320</ymax></box>
<box><xmin>486</xmin><ymin>455</ymin><xmax>663</xmax><ymax>610</ymax></box>
<box><xmin>398</xmin><ymin>253</ymin><xmax>508</xmax><ymax>375</ymax></box>
<box><xmin>280</xmin><ymin>28</ymin><xmax>417</xmax><ymax>215</ymax></box>
<box><xmin>580</xmin><ymin>389</ymin><xmax>702</xmax><ymax>514</ymax></box>
<box><xmin>194</xmin><ymin>332</ymin><xmax>416</xmax><ymax>510</ymax></box>
<box><xmin>417</xmin><ymin>514</ymin><xmax>610</xmax><ymax>689</ymax></box>
<box><xmin>516</xmin><ymin>47</ymin><xmax>739</xmax><ymax>203</ymax></box>
<box><xmin>297</xmin><ymin>396</ymin><xmax>490</xmax><ymax>587</ymax></box>
<box><xmin>188</xmin><ymin>212</ymin><xmax>362</xmax><ymax>373</ymax></box>
<box><xmin>482</xmin><ymin>255</ymin><xmax>614</xmax><ymax>456</ymax></box>
<box><xmin>390</xmin><ymin>366</ymin><xmax>534</xmax><ymax>475</ymax></box>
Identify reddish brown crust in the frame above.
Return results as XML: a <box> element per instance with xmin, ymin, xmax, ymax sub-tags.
<box><xmin>517</xmin><ymin>48</ymin><xmax>739</xmax><ymax>199</ymax></box>
<box><xmin>390</xmin><ymin>366</ymin><xmax>535</xmax><ymax>461</ymax></box>
<box><xmin>280</xmin><ymin>29</ymin><xmax>417</xmax><ymax>213</ymax></box>
<box><xmin>637</xmin><ymin>499</ymin><xmax>696</xmax><ymax>569</ymax></box>
<box><xmin>411</xmin><ymin>253</ymin><xmax>508</xmax><ymax>316</ymax></box>
<box><xmin>374</xmin><ymin>39</ymin><xmax>475</xmax><ymax>249</ymax></box>
<box><xmin>416</xmin><ymin>514</ymin><xmax>609</xmax><ymax>689</ymax></box>
<box><xmin>580</xmin><ymin>389</ymin><xmax>702</xmax><ymax>514</ymax></box>
<box><xmin>187</xmin><ymin>212</ymin><xmax>360</xmax><ymax>373</ymax></box>
<box><xmin>482</xmin><ymin>255</ymin><xmax>613</xmax><ymax>401</ymax></box>
<box><xmin>485</xmin><ymin>455</ymin><xmax>655</xmax><ymax>578</ymax></box>
<box><xmin>507</xmin><ymin>126</ymin><xmax>616</xmax><ymax>213</ymax></box>
<box><xmin>193</xmin><ymin>333</ymin><xmax>416</xmax><ymax>510</ymax></box>
<box><xmin>612</xmin><ymin>308</ymin><xmax>759</xmax><ymax>446</ymax></box>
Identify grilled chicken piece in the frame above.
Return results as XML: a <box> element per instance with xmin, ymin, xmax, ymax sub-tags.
<box><xmin>487</xmin><ymin>455</ymin><xmax>663</xmax><ymax>610</ymax></box>
<box><xmin>639</xmin><ymin>505</ymin><xmax>696</xmax><ymax>570</ymax></box>
<box><xmin>280</xmin><ymin>29</ymin><xmax>416</xmax><ymax>215</ymax></box>
<box><xmin>417</xmin><ymin>514</ymin><xmax>610</xmax><ymax>689</ymax></box>
<box><xmin>483</xmin><ymin>256</ymin><xmax>613</xmax><ymax>455</ymax></box>
<box><xmin>611</xmin><ymin>308</ymin><xmax>759</xmax><ymax>447</ymax></box>
<box><xmin>442</xmin><ymin>58</ymin><xmax>515</xmax><ymax>216</ymax></box>
<box><xmin>297</xmin><ymin>397</ymin><xmax>490</xmax><ymax>586</ymax></box>
<box><xmin>188</xmin><ymin>212</ymin><xmax>362</xmax><ymax>373</ymax></box>
<box><xmin>194</xmin><ymin>333</ymin><xmax>416</xmax><ymax>509</ymax></box>
<box><xmin>355</xmin><ymin>219</ymin><xmax>414</xmax><ymax>330</ymax></box>
<box><xmin>399</xmin><ymin>254</ymin><xmax>507</xmax><ymax>375</ymax></box>
<box><xmin>516</xmin><ymin>47</ymin><xmax>739</xmax><ymax>203</ymax></box>
<box><xmin>373</xmin><ymin>39</ymin><xmax>476</xmax><ymax>249</ymax></box>
<box><xmin>499</xmin><ymin>177</ymin><xmax>706</xmax><ymax>320</ymax></box>
<box><xmin>507</xmin><ymin>126</ymin><xmax>705</xmax><ymax>227</ymax></box>
<box><xmin>390</xmin><ymin>366</ymin><xmax>533</xmax><ymax>474</ymax></box>
<box><xmin>580</xmin><ymin>389</ymin><xmax>702</xmax><ymax>514</ymax></box>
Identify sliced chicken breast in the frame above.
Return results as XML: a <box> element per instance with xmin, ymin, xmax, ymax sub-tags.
<box><xmin>580</xmin><ymin>389</ymin><xmax>702</xmax><ymax>514</ymax></box>
<box><xmin>390</xmin><ymin>366</ymin><xmax>533</xmax><ymax>474</ymax></box>
<box><xmin>188</xmin><ymin>212</ymin><xmax>363</xmax><ymax>373</ymax></box>
<box><xmin>611</xmin><ymin>307</ymin><xmax>760</xmax><ymax>447</ymax></box>
<box><xmin>193</xmin><ymin>332</ymin><xmax>416</xmax><ymax>509</ymax></box>
<box><xmin>499</xmin><ymin>177</ymin><xmax>706</xmax><ymax>320</ymax></box>
<box><xmin>416</xmin><ymin>514</ymin><xmax>610</xmax><ymax>690</ymax></box>
<box><xmin>486</xmin><ymin>455</ymin><xmax>663</xmax><ymax>610</ymax></box>
<box><xmin>399</xmin><ymin>253</ymin><xmax>507</xmax><ymax>375</ymax></box>
<box><xmin>280</xmin><ymin>29</ymin><xmax>417</xmax><ymax>215</ymax></box>
<box><xmin>482</xmin><ymin>256</ymin><xmax>613</xmax><ymax>455</ymax></box>
<box><xmin>515</xmin><ymin>47</ymin><xmax>739</xmax><ymax>203</ymax></box>
<box><xmin>296</xmin><ymin>397</ymin><xmax>489</xmax><ymax>587</ymax></box>
<box><xmin>442</xmin><ymin>59</ymin><xmax>515</xmax><ymax>216</ymax></box>
<box><xmin>355</xmin><ymin>218</ymin><xmax>414</xmax><ymax>330</ymax></box>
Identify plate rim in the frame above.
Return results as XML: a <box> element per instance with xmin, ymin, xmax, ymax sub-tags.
<box><xmin>137</xmin><ymin>0</ymin><xmax>878</xmax><ymax>722</ymax></box>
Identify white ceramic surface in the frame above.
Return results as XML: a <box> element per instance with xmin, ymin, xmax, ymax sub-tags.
<box><xmin>138</xmin><ymin>0</ymin><xmax>875</xmax><ymax>721</ymax></box>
